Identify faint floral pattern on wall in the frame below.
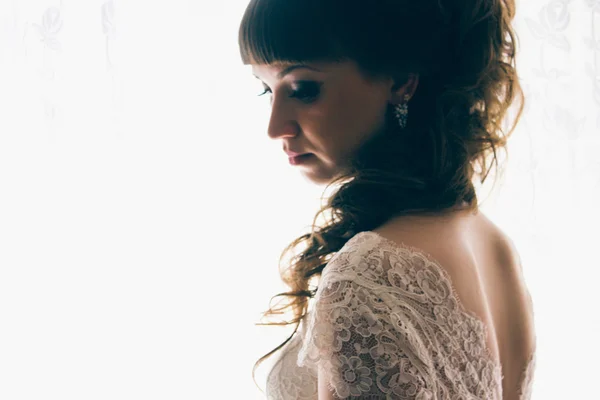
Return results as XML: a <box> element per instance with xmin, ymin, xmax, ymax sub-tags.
<box><xmin>585</xmin><ymin>0</ymin><xmax>600</xmax><ymax>13</ymax></box>
<box><xmin>583</xmin><ymin>0</ymin><xmax>600</xmax><ymax>114</ymax></box>
<box><xmin>526</xmin><ymin>0</ymin><xmax>571</xmax><ymax>51</ymax></box>
<box><xmin>32</xmin><ymin>6</ymin><xmax>63</xmax><ymax>123</ymax></box>
<box><xmin>512</xmin><ymin>0</ymin><xmax>600</xmax><ymax>234</ymax></box>
<box><xmin>33</xmin><ymin>6</ymin><xmax>62</xmax><ymax>53</ymax></box>
<box><xmin>102</xmin><ymin>0</ymin><xmax>116</xmax><ymax>70</ymax></box>
<box><xmin>101</xmin><ymin>0</ymin><xmax>122</xmax><ymax>131</ymax></box>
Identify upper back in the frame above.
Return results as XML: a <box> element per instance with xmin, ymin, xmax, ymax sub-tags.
<box><xmin>371</xmin><ymin>207</ymin><xmax>537</xmax><ymax>399</ymax></box>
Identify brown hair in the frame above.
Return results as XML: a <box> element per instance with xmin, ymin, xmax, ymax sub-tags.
<box><xmin>238</xmin><ymin>0</ymin><xmax>524</xmax><ymax>392</ymax></box>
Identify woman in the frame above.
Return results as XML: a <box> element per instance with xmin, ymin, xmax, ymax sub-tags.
<box><xmin>238</xmin><ymin>0</ymin><xmax>536</xmax><ymax>398</ymax></box>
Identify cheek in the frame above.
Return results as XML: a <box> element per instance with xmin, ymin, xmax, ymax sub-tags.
<box><xmin>310</xmin><ymin>94</ymin><xmax>360</xmax><ymax>134</ymax></box>
<box><xmin>338</xmin><ymin>87</ymin><xmax>385</xmax><ymax>132</ymax></box>
<box><xmin>303</xmin><ymin>90</ymin><xmax>384</xmax><ymax>154</ymax></box>
<box><xmin>335</xmin><ymin>101</ymin><xmax>383</xmax><ymax>142</ymax></box>
<box><xmin>307</xmin><ymin>107</ymin><xmax>349</xmax><ymax>149</ymax></box>
<box><xmin>304</xmin><ymin>101</ymin><xmax>342</xmax><ymax>138</ymax></box>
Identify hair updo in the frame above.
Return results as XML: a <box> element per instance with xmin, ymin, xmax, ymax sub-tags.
<box><xmin>238</xmin><ymin>0</ymin><xmax>524</xmax><ymax>391</ymax></box>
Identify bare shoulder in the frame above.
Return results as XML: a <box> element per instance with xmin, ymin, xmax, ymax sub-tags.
<box><xmin>371</xmin><ymin>208</ymin><xmax>493</xmax><ymax>259</ymax></box>
<box><xmin>373</xmin><ymin>211</ymin><xmax>480</xmax><ymax>264</ymax></box>
<box><xmin>371</xmin><ymin>208</ymin><xmax>522</xmax><ymax>289</ymax></box>
<box><xmin>474</xmin><ymin>212</ymin><xmax>524</xmax><ymax>274</ymax></box>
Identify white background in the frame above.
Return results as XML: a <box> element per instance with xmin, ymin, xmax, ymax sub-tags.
<box><xmin>0</xmin><ymin>0</ymin><xmax>599</xmax><ymax>398</ymax></box>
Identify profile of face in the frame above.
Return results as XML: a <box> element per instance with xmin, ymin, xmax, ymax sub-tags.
<box><xmin>252</xmin><ymin>60</ymin><xmax>419</xmax><ymax>186</ymax></box>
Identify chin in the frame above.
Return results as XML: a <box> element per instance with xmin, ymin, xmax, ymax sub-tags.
<box><xmin>306</xmin><ymin>169</ymin><xmax>347</xmax><ymax>187</ymax></box>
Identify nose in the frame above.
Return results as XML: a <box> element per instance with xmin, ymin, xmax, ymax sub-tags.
<box><xmin>267</xmin><ymin>96</ymin><xmax>299</xmax><ymax>140</ymax></box>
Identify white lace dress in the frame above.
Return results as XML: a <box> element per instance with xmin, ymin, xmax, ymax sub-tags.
<box><xmin>265</xmin><ymin>231</ymin><xmax>536</xmax><ymax>399</ymax></box>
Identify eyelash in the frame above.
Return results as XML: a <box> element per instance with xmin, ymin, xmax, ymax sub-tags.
<box><xmin>258</xmin><ymin>82</ymin><xmax>320</xmax><ymax>102</ymax></box>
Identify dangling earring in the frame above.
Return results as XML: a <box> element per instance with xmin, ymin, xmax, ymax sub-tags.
<box><xmin>393</xmin><ymin>94</ymin><xmax>411</xmax><ymax>129</ymax></box>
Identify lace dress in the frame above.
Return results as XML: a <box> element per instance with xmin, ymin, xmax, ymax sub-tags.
<box><xmin>265</xmin><ymin>231</ymin><xmax>536</xmax><ymax>399</ymax></box>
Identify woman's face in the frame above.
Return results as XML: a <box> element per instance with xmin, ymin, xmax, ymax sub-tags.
<box><xmin>251</xmin><ymin>60</ymin><xmax>418</xmax><ymax>186</ymax></box>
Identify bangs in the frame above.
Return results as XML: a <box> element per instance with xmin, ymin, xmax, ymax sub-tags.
<box><xmin>238</xmin><ymin>0</ymin><xmax>348</xmax><ymax>66</ymax></box>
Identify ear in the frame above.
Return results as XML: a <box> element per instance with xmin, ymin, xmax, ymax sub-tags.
<box><xmin>389</xmin><ymin>73</ymin><xmax>420</xmax><ymax>104</ymax></box>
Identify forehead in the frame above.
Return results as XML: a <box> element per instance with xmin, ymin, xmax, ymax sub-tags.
<box><xmin>251</xmin><ymin>62</ymin><xmax>292</xmax><ymax>76</ymax></box>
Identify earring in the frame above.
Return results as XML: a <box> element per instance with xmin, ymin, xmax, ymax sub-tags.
<box><xmin>393</xmin><ymin>94</ymin><xmax>411</xmax><ymax>129</ymax></box>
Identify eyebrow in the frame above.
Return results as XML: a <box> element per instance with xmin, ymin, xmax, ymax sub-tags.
<box><xmin>252</xmin><ymin>64</ymin><xmax>323</xmax><ymax>80</ymax></box>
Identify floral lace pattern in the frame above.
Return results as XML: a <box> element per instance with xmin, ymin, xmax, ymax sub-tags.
<box><xmin>266</xmin><ymin>231</ymin><xmax>536</xmax><ymax>399</ymax></box>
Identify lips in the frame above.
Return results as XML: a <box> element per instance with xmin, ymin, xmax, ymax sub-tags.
<box><xmin>285</xmin><ymin>151</ymin><xmax>308</xmax><ymax>157</ymax></box>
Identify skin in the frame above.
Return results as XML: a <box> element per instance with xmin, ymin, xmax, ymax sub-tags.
<box><xmin>251</xmin><ymin>60</ymin><xmax>420</xmax><ymax>186</ymax></box>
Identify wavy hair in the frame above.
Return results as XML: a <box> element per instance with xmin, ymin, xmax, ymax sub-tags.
<box><xmin>238</xmin><ymin>0</ymin><xmax>524</xmax><ymax>392</ymax></box>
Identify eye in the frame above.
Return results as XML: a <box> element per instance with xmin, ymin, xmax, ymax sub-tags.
<box><xmin>257</xmin><ymin>81</ymin><xmax>321</xmax><ymax>103</ymax></box>
<box><xmin>290</xmin><ymin>81</ymin><xmax>321</xmax><ymax>102</ymax></box>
